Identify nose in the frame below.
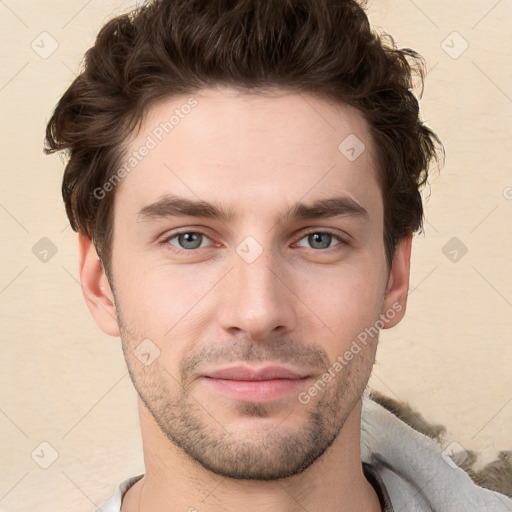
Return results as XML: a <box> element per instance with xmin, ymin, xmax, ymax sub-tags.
<box><xmin>217</xmin><ymin>243</ymin><xmax>297</xmax><ymax>341</ymax></box>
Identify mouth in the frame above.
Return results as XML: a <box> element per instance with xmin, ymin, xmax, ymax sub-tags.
<box><xmin>200</xmin><ymin>365</ymin><xmax>311</xmax><ymax>402</ymax></box>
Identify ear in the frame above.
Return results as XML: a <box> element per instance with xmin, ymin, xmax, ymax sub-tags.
<box><xmin>381</xmin><ymin>232</ymin><xmax>413</xmax><ymax>329</ymax></box>
<box><xmin>78</xmin><ymin>232</ymin><xmax>120</xmax><ymax>337</ymax></box>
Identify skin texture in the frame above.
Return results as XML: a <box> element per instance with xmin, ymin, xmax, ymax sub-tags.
<box><xmin>79</xmin><ymin>87</ymin><xmax>412</xmax><ymax>512</ymax></box>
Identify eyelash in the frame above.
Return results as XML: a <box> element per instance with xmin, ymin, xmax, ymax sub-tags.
<box><xmin>160</xmin><ymin>229</ymin><xmax>348</xmax><ymax>254</ymax></box>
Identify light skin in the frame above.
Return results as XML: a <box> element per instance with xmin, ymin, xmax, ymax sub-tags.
<box><xmin>79</xmin><ymin>87</ymin><xmax>412</xmax><ymax>512</ymax></box>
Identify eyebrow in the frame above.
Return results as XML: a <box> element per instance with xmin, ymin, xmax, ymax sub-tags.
<box><xmin>137</xmin><ymin>194</ymin><xmax>369</xmax><ymax>223</ymax></box>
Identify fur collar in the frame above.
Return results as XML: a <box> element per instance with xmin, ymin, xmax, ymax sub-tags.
<box><xmin>362</xmin><ymin>390</ymin><xmax>512</xmax><ymax>509</ymax></box>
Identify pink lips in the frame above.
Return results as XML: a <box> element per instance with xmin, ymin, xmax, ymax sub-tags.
<box><xmin>201</xmin><ymin>365</ymin><xmax>310</xmax><ymax>402</ymax></box>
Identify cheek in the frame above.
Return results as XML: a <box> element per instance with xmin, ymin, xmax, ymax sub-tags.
<box><xmin>114</xmin><ymin>262</ymin><xmax>216</xmax><ymax>337</ymax></box>
<box><xmin>302</xmin><ymin>264</ymin><xmax>386</xmax><ymax>354</ymax></box>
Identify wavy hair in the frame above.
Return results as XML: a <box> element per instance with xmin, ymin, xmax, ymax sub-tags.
<box><xmin>45</xmin><ymin>0</ymin><xmax>443</xmax><ymax>275</ymax></box>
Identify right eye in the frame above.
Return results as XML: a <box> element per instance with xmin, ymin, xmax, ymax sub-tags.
<box><xmin>163</xmin><ymin>231</ymin><xmax>215</xmax><ymax>252</ymax></box>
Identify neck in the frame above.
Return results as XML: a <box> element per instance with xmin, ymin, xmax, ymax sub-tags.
<box><xmin>121</xmin><ymin>397</ymin><xmax>381</xmax><ymax>512</ymax></box>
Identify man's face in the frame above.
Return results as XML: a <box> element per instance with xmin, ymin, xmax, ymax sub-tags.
<box><xmin>104</xmin><ymin>87</ymin><xmax>399</xmax><ymax>479</ymax></box>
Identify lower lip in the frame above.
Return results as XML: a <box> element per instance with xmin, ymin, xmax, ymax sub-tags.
<box><xmin>202</xmin><ymin>377</ymin><xmax>309</xmax><ymax>402</ymax></box>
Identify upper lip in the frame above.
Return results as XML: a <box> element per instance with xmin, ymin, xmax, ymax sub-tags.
<box><xmin>203</xmin><ymin>365</ymin><xmax>309</xmax><ymax>381</ymax></box>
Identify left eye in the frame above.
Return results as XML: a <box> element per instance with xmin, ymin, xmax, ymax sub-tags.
<box><xmin>296</xmin><ymin>232</ymin><xmax>343</xmax><ymax>250</ymax></box>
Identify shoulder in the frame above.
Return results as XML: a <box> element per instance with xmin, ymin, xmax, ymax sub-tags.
<box><xmin>361</xmin><ymin>391</ymin><xmax>512</xmax><ymax>510</ymax></box>
<box><xmin>95</xmin><ymin>473</ymin><xmax>144</xmax><ymax>512</ymax></box>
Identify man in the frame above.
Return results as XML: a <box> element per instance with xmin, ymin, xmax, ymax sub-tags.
<box><xmin>44</xmin><ymin>0</ymin><xmax>512</xmax><ymax>510</ymax></box>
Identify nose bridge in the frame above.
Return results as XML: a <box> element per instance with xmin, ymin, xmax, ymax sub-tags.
<box><xmin>237</xmin><ymin>238</ymin><xmax>280</xmax><ymax>299</ymax></box>
<box><xmin>218</xmin><ymin>234</ymin><xmax>297</xmax><ymax>338</ymax></box>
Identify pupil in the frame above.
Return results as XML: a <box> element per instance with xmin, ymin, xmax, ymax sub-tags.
<box><xmin>182</xmin><ymin>233</ymin><xmax>199</xmax><ymax>249</ymax></box>
<box><xmin>311</xmin><ymin>233</ymin><xmax>330</xmax><ymax>249</ymax></box>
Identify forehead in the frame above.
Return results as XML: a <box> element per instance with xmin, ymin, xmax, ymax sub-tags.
<box><xmin>114</xmin><ymin>87</ymin><xmax>382</xmax><ymax>222</ymax></box>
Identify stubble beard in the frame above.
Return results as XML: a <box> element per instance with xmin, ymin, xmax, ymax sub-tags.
<box><xmin>117</xmin><ymin>314</ymin><xmax>375</xmax><ymax>481</ymax></box>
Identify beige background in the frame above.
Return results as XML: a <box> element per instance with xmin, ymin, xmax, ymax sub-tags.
<box><xmin>0</xmin><ymin>0</ymin><xmax>511</xmax><ymax>510</ymax></box>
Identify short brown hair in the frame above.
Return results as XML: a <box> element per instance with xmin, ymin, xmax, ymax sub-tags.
<box><xmin>45</xmin><ymin>0</ymin><xmax>443</xmax><ymax>276</ymax></box>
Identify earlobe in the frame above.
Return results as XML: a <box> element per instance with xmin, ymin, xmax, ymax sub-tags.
<box><xmin>78</xmin><ymin>232</ymin><xmax>120</xmax><ymax>337</ymax></box>
<box><xmin>381</xmin><ymin>232</ymin><xmax>413</xmax><ymax>329</ymax></box>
